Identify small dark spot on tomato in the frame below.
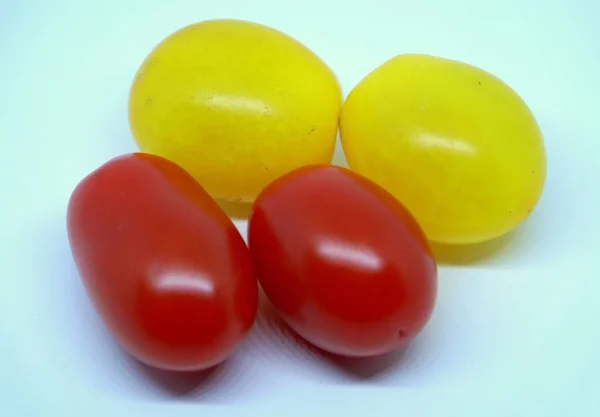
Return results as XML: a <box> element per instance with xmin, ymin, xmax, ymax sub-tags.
<box><xmin>146</xmin><ymin>98</ymin><xmax>153</xmax><ymax>104</ymax></box>
<box><xmin>478</xmin><ymin>81</ymin><xmax>482</xmax><ymax>85</ymax></box>
<box><xmin>398</xmin><ymin>329</ymin><xmax>407</xmax><ymax>338</ymax></box>
<box><xmin>532</xmin><ymin>170</ymin><xmax>535</xmax><ymax>174</ymax></box>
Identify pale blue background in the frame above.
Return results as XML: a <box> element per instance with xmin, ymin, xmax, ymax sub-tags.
<box><xmin>1</xmin><ymin>0</ymin><xmax>599</xmax><ymax>416</ymax></box>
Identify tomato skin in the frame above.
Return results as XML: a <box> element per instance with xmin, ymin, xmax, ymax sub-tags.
<box><xmin>67</xmin><ymin>153</ymin><xmax>258</xmax><ymax>371</ymax></box>
<box><xmin>340</xmin><ymin>54</ymin><xmax>546</xmax><ymax>245</ymax></box>
<box><xmin>248</xmin><ymin>165</ymin><xmax>437</xmax><ymax>357</ymax></box>
<box><xmin>129</xmin><ymin>19</ymin><xmax>341</xmax><ymax>202</ymax></box>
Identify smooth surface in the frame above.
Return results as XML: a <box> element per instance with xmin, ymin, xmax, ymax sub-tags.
<box><xmin>1</xmin><ymin>0</ymin><xmax>599</xmax><ymax>416</ymax></box>
<box><xmin>248</xmin><ymin>165</ymin><xmax>437</xmax><ymax>357</ymax></box>
<box><xmin>67</xmin><ymin>153</ymin><xmax>257</xmax><ymax>371</ymax></box>
<box><xmin>129</xmin><ymin>19</ymin><xmax>341</xmax><ymax>202</ymax></box>
<box><xmin>341</xmin><ymin>54</ymin><xmax>547</xmax><ymax>245</ymax></box>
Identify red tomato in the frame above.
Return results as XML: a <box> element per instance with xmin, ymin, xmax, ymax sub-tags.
<box><xmin>248</xmin><ymin>165</ymin><xmax>437</xmax><ymax>357</ymax></box>
<box><xmin>67</xmin><ymin>153</ymin><xmax>257</xmax><ymax>371</ymax></box>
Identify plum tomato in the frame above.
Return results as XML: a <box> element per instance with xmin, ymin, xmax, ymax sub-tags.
<box><xmin>248</xmin><ymin>165</ymin><xmax>437</xmax><ymax>357</ymax></box>
<box><xmin>129</xmin><ymin>19</ymin><xmax>342</xmax><ymax>203</ymax></box>
<box><xmin>67</xmin><ymin>153</ymin><xmax>258</xmax><ymax>371</ymax></box>
<box><xmin>340</xmin><ymin>54</ymin><xmax>547</xmax><ymax>245</ymax></box>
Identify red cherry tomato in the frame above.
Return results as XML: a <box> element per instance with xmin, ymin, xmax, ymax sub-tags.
<box><xmin>67</xmin><ymin>153</ymin><xmax>258</xmax><ymax>371</ymax></box>
<box><xmin>248</xmin><ymin>165</ymin><xmax>437</xmax><ymax>357</ymax></box>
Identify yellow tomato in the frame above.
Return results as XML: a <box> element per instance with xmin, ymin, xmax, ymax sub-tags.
<box><xmin>129</xmin><ymin>19</ymin><xmax>341</xmax><ymax>202</ymax></box>
<box><xmin>340</xmin><ymin>54</ymin><xmax>546</xmax><ymax>245</ymax></box>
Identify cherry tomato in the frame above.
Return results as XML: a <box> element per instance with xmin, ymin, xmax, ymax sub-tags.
<box><xmin>248</xmin><ymin>165</ymin><xmax>437</xmax><ymax>357</ymax></box>
<box><xmin>129</xmin><ymin>19</ymin><xmax>341</xmax><ymax>202</ymax></box>
<box><xmin>67</xmin><ymin>153</ymin><xmax>258</xmax><ymax>371</ymax></box>
<box><xmin>340</xmin><ymin>54</ymin><xmax>546</xmax><ymax>245</ymax></box>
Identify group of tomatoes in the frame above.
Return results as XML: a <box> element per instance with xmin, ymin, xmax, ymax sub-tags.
<box><xmin>67</xmin><ymin>19</ymin><xmax>546</xmax><ymax>372</ymax></box>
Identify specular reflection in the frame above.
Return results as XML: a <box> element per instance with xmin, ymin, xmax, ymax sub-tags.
<box><xmin>154</xmin><ymin>271</ymin><xmax>216</xmax><ymax>296</ymax></box>
<box><xmin>316</xmin><ymin>238</ymin><xmax>383</xmax><ymax>272</ymax></box>
<box><xmin>416</xmin><ymin>133</ymin><xmax>476</xmax><ymax>156</ymax></box>
<box><xmin>204</xmin><ymin>93</ymin><xmax>273</xmax><ymax>116</ymax></box>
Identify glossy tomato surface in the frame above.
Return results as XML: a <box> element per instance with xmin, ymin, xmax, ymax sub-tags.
<box><xmin>248</xmin><ymin>165</ymin><xmax>437</xmax><ymax>357</ymax></box>
<box><xmin>67</xmin><ymin>153</ymin><xmax>258</xmax><ymax>371</ymax></box>
<box><xmin>340</xmin><ymin>54</ymin><xmax>546</xmax><ymax>245</ymax></box>
<box><xmin>129</xmin><ymin>19</ymin><xmax>341</xmax><ymax>202</ymax></box>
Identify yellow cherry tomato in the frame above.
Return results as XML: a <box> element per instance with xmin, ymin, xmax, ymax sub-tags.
<box><xmin>129</xmin><ymin>19</ymin><xmax>341</xmax><ymax>202</ymax></box>
<box><xmin>340</xmin><ymin>54</ymin><xmax>546</xmax><ymax>245</ymax></box>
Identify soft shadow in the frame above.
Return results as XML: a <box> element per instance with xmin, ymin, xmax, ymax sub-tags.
<box><xmin>126</xmin><ymin>356</ymin><xmax>223</xmax><ymax>398</ymax></box>
<box><xmin>216</xmin><ymin>199</ymin><xmax>253</xmax><ymax>220</ymax></box>
<box><xmin>430</xmin><ymin>231</ymin><xmax>516</xmax><ymax>266</ymax></box>
<box><xmin>325</xmin><ymin>347</ymin><xmax>411</xmax><ymax>380</ymax></box>
<box><xmin>112</xmin><ymin>336</ymin><xmax>261</xmax><ymax>403</ymax></box>
<box><xmin>331</xmin><ymin>133</ymin><xmax>349</xmax><ymax>168</ymax></box>
<box><xmin>257</xmin><ymin>297</ymin><xmax>410</xmax><ymax>381</ymax></box>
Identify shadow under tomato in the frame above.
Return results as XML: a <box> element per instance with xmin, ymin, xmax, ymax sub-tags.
<box><xmin>126</xmin><ymin>357</ymin><xmax>223</xmax><ymax>398</ymax></box>
<box><xmin>216</xmin><ymin>199</ymin><xmax>253</xmax><ymax>220</ymax></box>
<box><xmin>120</xmin><ymin>347</ymin><xmax>265</xmax><ymax>403</ymax></box>
<box><xmin>257</xmin><ymin>296</ymin><xmax>411</xmax><ymax>382</ymax></box>
<box><xmin>429</xmin><ymin>230</ymin><xmax>517</xmax><ymax>266</ymax></box>
<box><xmin>331</xmin><ymin>135</ymin><xmax>349</xmax><ymax>168</ymax></box>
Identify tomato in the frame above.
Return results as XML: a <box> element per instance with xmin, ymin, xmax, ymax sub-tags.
<box><xmin>340</xmin><ymin>54</ymin><xmax>546</xmax><ymax>245</ymax></box>
<box><xmin>67</xmin><ymin>153</ymin><xmax>258</xmax><ymax>371</ymax></box>
<box><xmin>248</xmin><ymin>165</ymin><xmax>437</xmax><ymax>357</ymax></box>
<box><xmin>129</xmin><ymin>19</ymin><xmax>341</xmax><ymax>203</ymax></box>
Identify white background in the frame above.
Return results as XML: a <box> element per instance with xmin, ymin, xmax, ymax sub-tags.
<box><xmin>1</xmin><ymin>0</ymin><xmax>599</xmax><ymax>416</ymax></box>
